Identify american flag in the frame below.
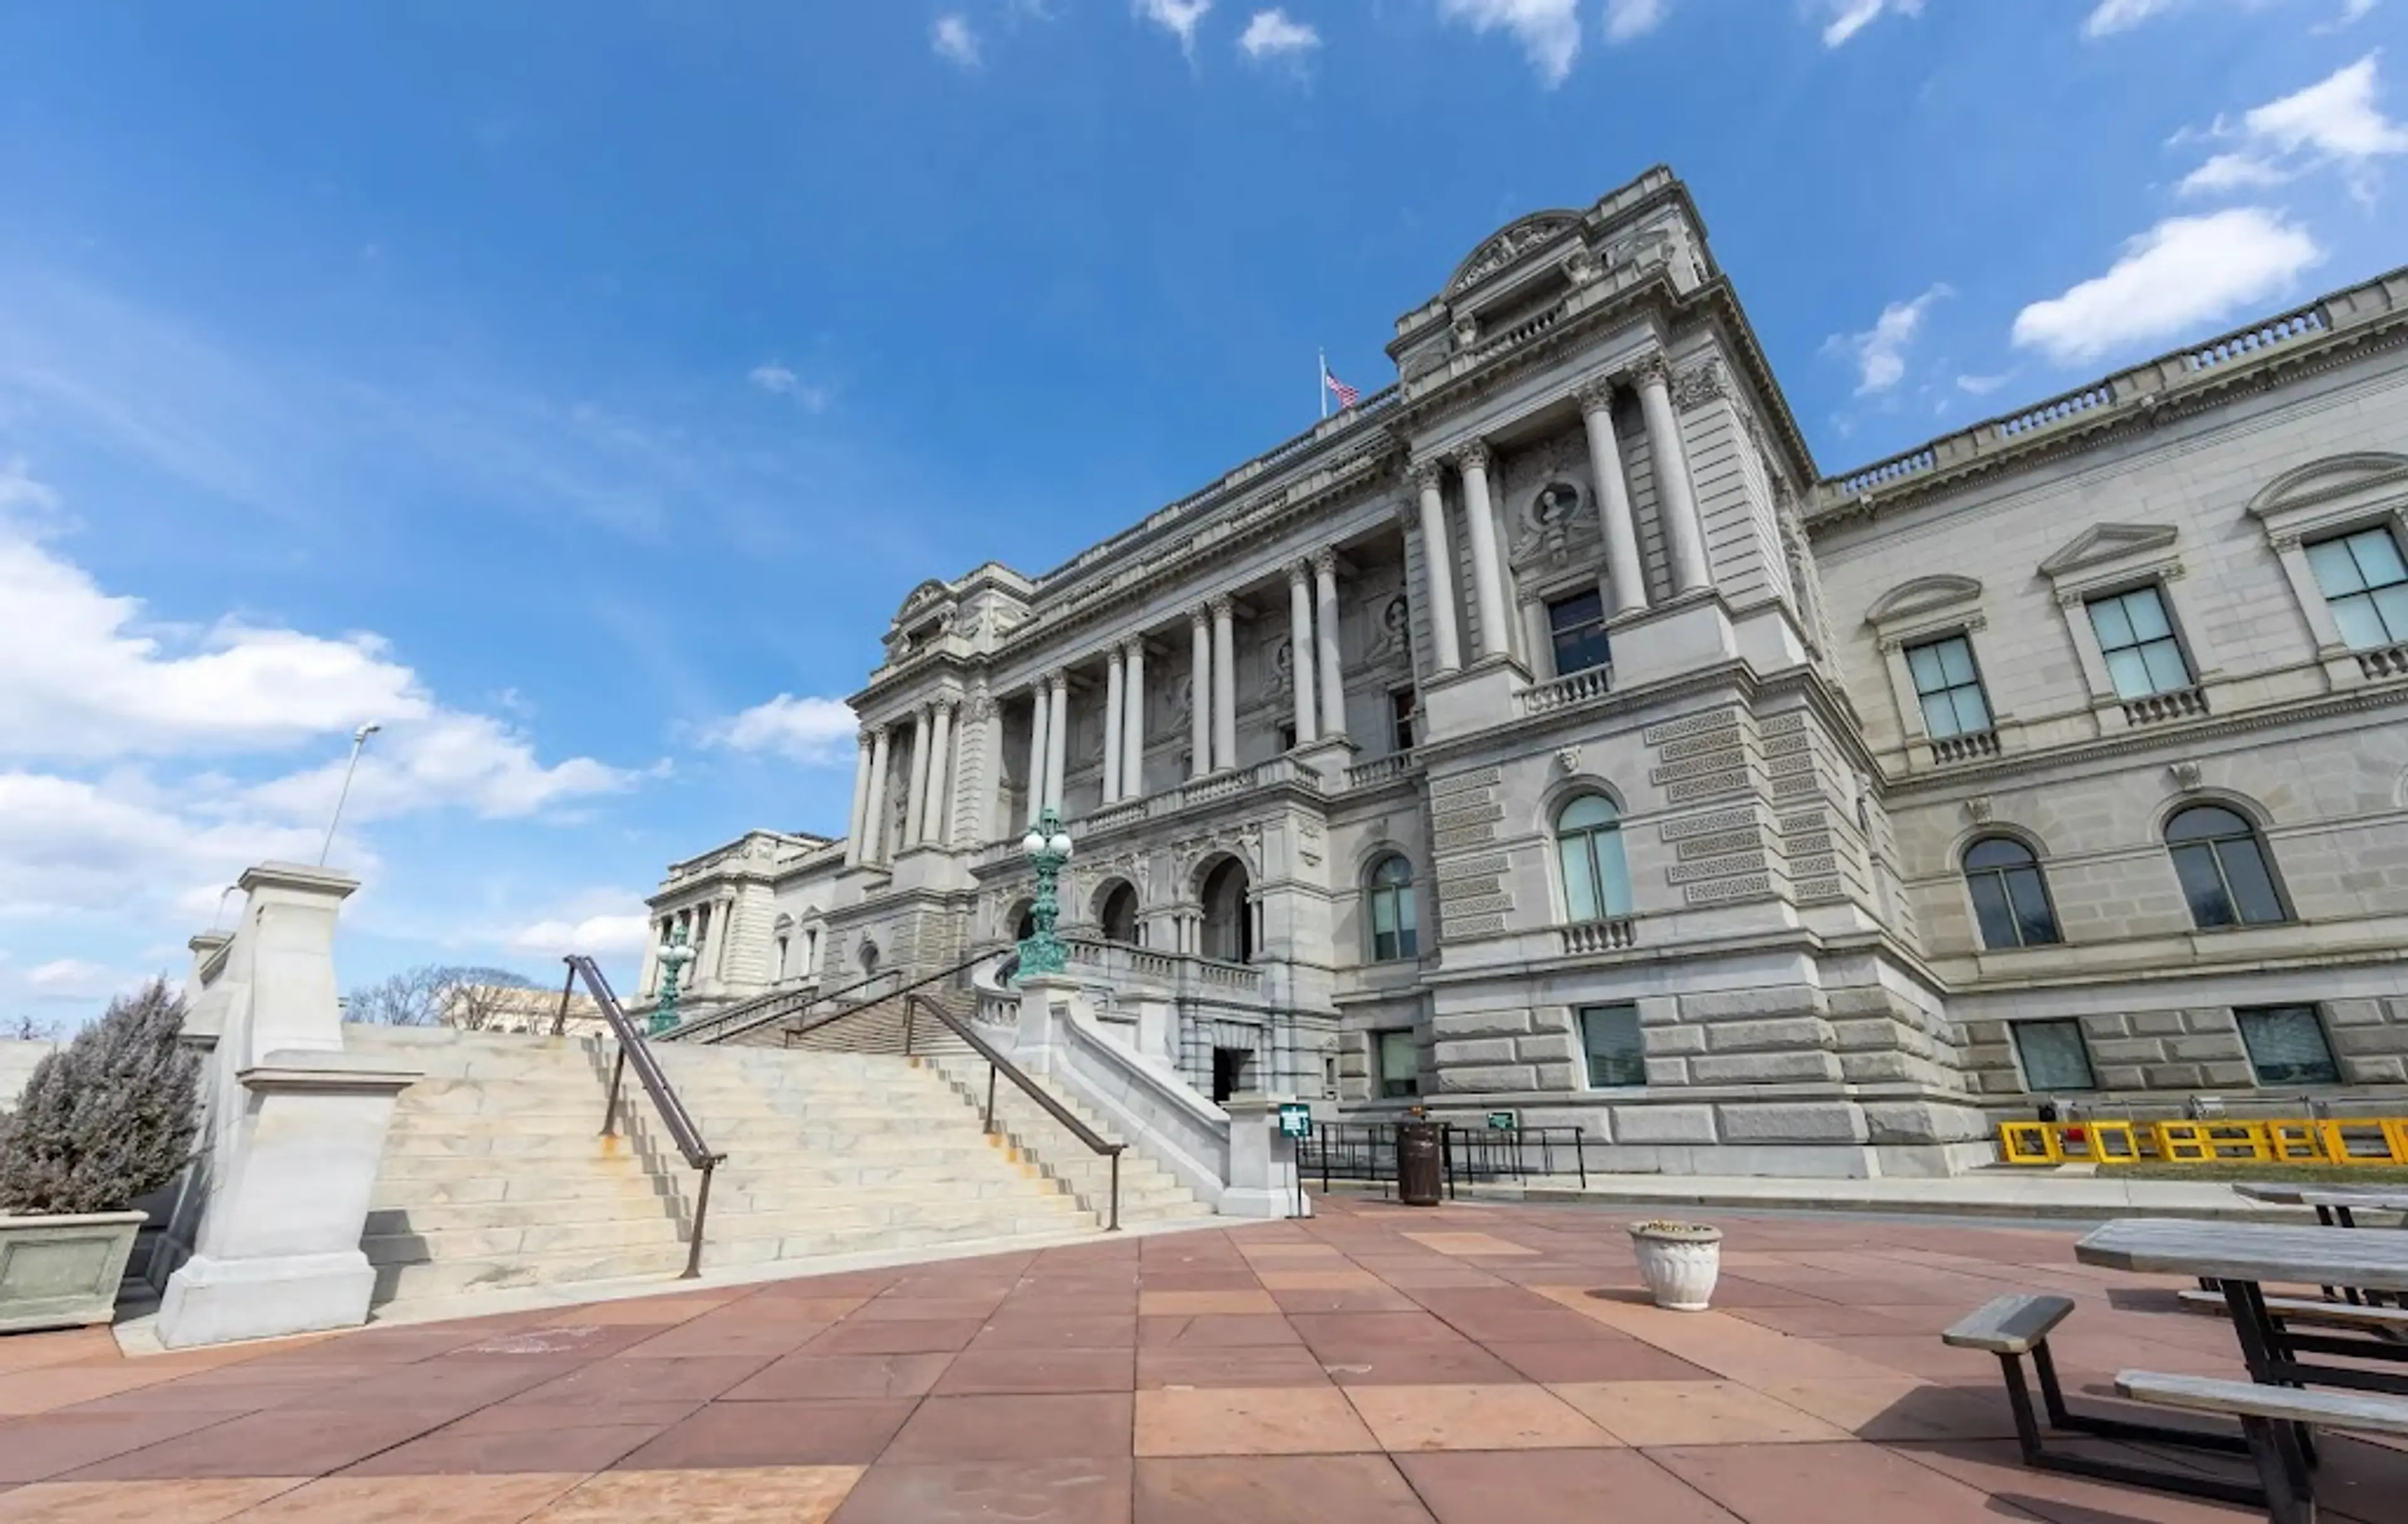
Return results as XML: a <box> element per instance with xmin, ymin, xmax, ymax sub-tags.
<box><xmin>1322</xmin><ymin>359</ymin><xmax>1360</xmax><ymax>411</ymax></box>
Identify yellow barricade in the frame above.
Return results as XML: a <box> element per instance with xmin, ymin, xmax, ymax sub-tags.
<box><xmin>1996</xmin><ymin>1116</ymin><xmax>2408</xmax><ymax>1166</ymax></box>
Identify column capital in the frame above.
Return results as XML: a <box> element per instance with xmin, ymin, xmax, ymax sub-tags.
<box><xmin>1286</xmin><ymin>559</ymin><xmax>1311</xmax><ymax>588</ymax></box>
<box><xmin>1450</xmin><ymin>440</ymin><xmax>1493</xmax><ymax>476</ymax></box>
<box><xmin>1208</xmin><ymin>593</ymin><xmax>1235</xmax><ymax>620</ymax></box>
<box><xmin>858</xmin><ymin>726</ymin><xmax>879</xmax><ymax>748</ymax></box>
<box><xmin>1630</xmin><ymin>352</ymin><xmax>1674</xmax><ymax>391</ymax></box>
<box><xmin>1573</xmin><ymin>375</ymin><xmax>1617</xmax><ymax>413</ymax></box>
<box><xmin>1106</xmin><ymin>643</ymin><xmax>1126</xmax><ymax>669</ymax></box>
<box><xmin>1121</xmin><ymin>634</ymin><xmax>1144</xmax><ymax>658</ymax></box>
<box><xmin>1311</xmin><ymin>547</ymin><xmax>1339</xmax><ymax>579</ymax></box>
<box><xmin>1190</xmin><ymin>604</ymin><xmax>1211</xmax><ymax>630</ymax></box>
<box><xmin>1408</xmin><ymin>458</ymin><xmax>1446</xmax><ymax>492</ymax></box>
<box><xmin>1046</xmin><ymin>668</ymin><xmax>1069</xmax><ymax>692</ymax></box>
<box><xmin>966</xmin><ymin>691</ymin><xmax>996</xmax><ymax>722</ymax></box>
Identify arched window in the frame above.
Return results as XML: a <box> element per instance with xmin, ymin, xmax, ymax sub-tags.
<box><xmin>2167</xmin><ymin>805</ymin><xmax>2287</xmax><ymax>928</ymax></box>
<box><xmin>1962</xmin><ymin>837</ymin><xmax>2061</xmax><ymax>950</ymax></box>
<box><xmin>1201</xmin><ymin>858</ymin><xmax>1254</xmax><ymax>964</ymax></box>
<box><xmin>858</xmin><ymin>941</ymin><xmax>881</xmax><ymax>979</ymax></box>
<box><xmin>1100</xmin><ymin>882</ymin><xmax>1139</xmax><ymax>944</ymax></box>
<box><xmin>1555</xmin><ymin>795</ymin><xmax>1632</xmax><ymax>923</ymax></box>
<box><xmin>1365</xmin><ymin>855</ymin><xmax>1418</xmax><ymax>962</ymax></box>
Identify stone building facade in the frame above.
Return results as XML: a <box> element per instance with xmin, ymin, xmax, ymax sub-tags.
<box><xmin>640</xmin><ymin>166</ymin><xmax>2408</xmax><ymax>1177</ymax></box>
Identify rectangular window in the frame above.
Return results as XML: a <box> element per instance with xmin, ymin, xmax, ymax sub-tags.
<box><xmin>1390</xmin><ymin>689</ymin><xmax>1417</xmax><ymax>753</ymax></box>
<box><xmin>1547</xmin><ymin>588</ymin><xmax>1611</xmax><ymax>677</ymax></box>
<box><xmin>2086</xmin><ymin>586</ymin><xmax>2193</xmax><ymax>700</ymax></box>
<box><xmin>2011</xmin><ymin>1019</ymin><xmax>2098</xmax><ymax>1093</ymax></box>
<box><xmin>1376</xmin><ymin>1030</ymin><xmax>1418</xmax><ymax>1099</ymax></box>
<box><xmin>1904</xmin><ymin>634</ymin><xmax>1993</xmax><ymax>739</ymax></box>
<box><xmin>2305</xmin><ymin>526</ymin><xmax>2408</xmax><ymax>650</ymax></box>
<box><xmin>1276</xmin><ymin>721</ymin><xmax>1297</xmax><ymax>752</ymax></box>
<box><xmin>2234</xmin><ymin>1006</ymin><xmax>2341</xmax><ymax>1086</ymax></box>
<box><xmin>1577</xmin><ymin>1003</ymin><xmax>1646</xmax><ymax>1088</ymax></box>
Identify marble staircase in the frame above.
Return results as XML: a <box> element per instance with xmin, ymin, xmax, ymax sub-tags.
<box><xmin>348</xmin><ymin>1024</ymin><xmax>1101</xmax><ymax>1311</ymax></box>
<box><xmin>921</xmin><ymin>1047</ymin><xmax>1216</xmax><ymax>1228</ymax></box>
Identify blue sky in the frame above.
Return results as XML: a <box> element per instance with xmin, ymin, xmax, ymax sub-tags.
<box><xmin>1</xmin><ymin>0</ymin><xmax>2402</xmax><ymax>1016</ymax></box>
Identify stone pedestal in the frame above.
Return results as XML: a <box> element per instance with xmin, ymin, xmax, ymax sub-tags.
<box><xmin>1289</xmin><ymin>735</ymin><xmax>1357</xmax><ymax>786</ymax></box>
<box><xmin>1220</xmin><ymin>1093</ymin><xmax>1309</xmax><ymax>1219</ymax></box>
<box><xmin>1013</xmin><ymin>973</ymin><xmax>1082</xmax><ymax>1075</ymax></box>
<box><xmin>1607</xmin><ymin>593</ymin><xmax>1736</xmax><ymax>691</ymax></box>
<box><xmin>157</xmin><ymin>1052</ymin><xmax>418</xmax><ymax>1348</ymax></box>
<box><xmin>1419</xmin><ymin>655</ymin><xmax>1526</xmax><ymax>743</ymax></box>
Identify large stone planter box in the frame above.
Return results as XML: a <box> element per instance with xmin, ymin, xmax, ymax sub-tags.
<box><xmin>0</xmin><ymin>1212</ymin><xmax>147</xmax><ymax>1333</ymax></box>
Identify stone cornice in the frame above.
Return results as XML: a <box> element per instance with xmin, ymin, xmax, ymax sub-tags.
<box><xmin>1807</xmin><ymin>268</ymin><xmax>2408</xmax><ymax>538</ymax></box>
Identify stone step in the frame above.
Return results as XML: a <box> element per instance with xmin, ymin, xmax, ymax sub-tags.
<box><xmin>370</xmin><ymin>1170</ymin><xmax>673</xmax><ymax>1209</ymax></box>
<box><xmin>362</xmin><ymin>1213</ymin><xmax>690</xmax><ymax>1266</ymax></box>
<box><xmin>372</xmin><ymin>1242</ymin><xmax>694</xmax><ymax>1303</ymax></box>
<box><xmin>364</xmin><ymin>1196</ymin><xmax>677</xmax><ymax>1234</ymax></box>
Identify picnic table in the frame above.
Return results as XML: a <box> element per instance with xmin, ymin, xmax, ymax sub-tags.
<box><xmin>2077</xmin><ymin>1218</ymin><xmax>2408</xmax><ymax>1398</ymax></box>
<box><xmin>2234</xmin><ymin>1182</ymin><xmax>2408</xmax><ymax>1224</ymax></box>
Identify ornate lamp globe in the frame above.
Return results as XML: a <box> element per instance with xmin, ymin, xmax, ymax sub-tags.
<box><xmin>1048</xmin><ymin>830</ymin><xmax>1074</xmax><ymax>859</ymax></box>
<box><xmin>660</xmin><ymin>940</ymin><xmax>695</xmax><ymax>975</ymax></box>
<box><xmin>1021</xmin><ymin>827</ymin><xmax>1046</xmax><ymax>857</ymax></box>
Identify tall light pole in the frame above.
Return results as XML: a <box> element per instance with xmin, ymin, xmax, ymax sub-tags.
<box><xmin>319</xmin><ymin>722</ymin><xmax>381</xmax><ymax>867</ymax></box>
<box><xmin>1017</xmin><ymin>807</ymin><xmax>1074</xmax><ymax>978</ymax></box>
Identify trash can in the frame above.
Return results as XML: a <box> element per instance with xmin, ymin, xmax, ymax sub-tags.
<box><xmin>1397</xmin><ymin>1122</ymin><xmax>1444</xmax><ymax>1207</ymax></box>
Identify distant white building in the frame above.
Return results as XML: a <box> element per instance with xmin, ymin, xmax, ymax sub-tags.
<box><xmin>440</xmin><ymin>983</ymin><xmax>606</xmax><ymax>1040</ymax></box>
<box><xmin>635</xmin><ymin>166</ymin><xmax>2408</xmax><ymax>1178</ymax></box>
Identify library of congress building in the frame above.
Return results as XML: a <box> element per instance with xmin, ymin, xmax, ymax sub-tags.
<box><xmin>638</xmin><ymin>167</ymin><xmax>2408</xmax><ymax>1177</ymax></box>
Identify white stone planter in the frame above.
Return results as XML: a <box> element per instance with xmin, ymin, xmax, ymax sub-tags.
<box><xmin>0</xmin><ymin>1212</ymin><xmax>147</xmax><ymax>1333</ymax></box>
<box><xmin>1629</xmin><ymin>1220</ymin><xmax>1723</xmax><ymax>1311</ymax></box>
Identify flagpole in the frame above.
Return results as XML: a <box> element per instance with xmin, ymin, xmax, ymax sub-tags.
<box><xmin>1318</xmin><ymin>348</ymin><xmax>1328</xmax><ymax>421</ymax></box>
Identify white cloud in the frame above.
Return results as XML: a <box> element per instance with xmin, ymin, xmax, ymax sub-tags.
<box><xmin>1831</xmin><ymin>284</ymin><xmax>1950</xmax><ymax>396</ymax></box>
<box><xmin>1821</xmin><ymin>0</ymin><xmax>1923</xmax><ymax>48</ymax></box>
<box><xmin>705</xmin><ymin>693</ymin><xmax>860</xmax><ymax>766</ymax></box>
<box><xmin>1135</xmin><ymin>0</ymin><xmax>1213</xmax><ymax>54</ymax></box>
<box><xmin>507</xmin><ymin>911</ymin><xmax>652</xmax><ymax>958</ymax></box>
<box><xmin>2009</xmin><ymin>208</ymin><xmax>2323</xmax><ymax>366</ymax></box>
<box><xmin>1602</xmin><ymin>0</ymin><xmax>1670</xmax><ymax>41</ymax></box>
<box><xmin>25</xmin><ymin>959</ymin><xmax>121</xmax><ymax>997</ymax></box>
<box><xmin>1955</xmin><ymin>371</ymin><xmax>2014</xmax><ymax>396</ymax></box>
<box><xmin>2178</xmin><ymin>55</ymin><xmax>2408</xmax><ymax>203</ymax></box>
<box><xmin>1437</xmin><ymin>0</ymin><xmax>1582</xmax><ymax>86</ymax></box>
<box><xmin>1238</xmin><ymin>9</ymin><xmax>1319</xmax><ymax>58</ymax></box>
<box><xmin>746</xmin><ymin>361</ymin><xmax>832</xmax><ymax>412</ymax></box>
<box><xmin>931</xmin><ymin>14</ymin><xmax>983</xmax><ymax>68</ymax></box>
<box><xmin>2084</xmin><ymin>0</ymin><xmax>2180</xmax><ymax>34</ymax></box>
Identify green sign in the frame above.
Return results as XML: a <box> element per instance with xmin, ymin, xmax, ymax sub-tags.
<box><xmin>1486</xmin><ymin>1110</ymin><xmax>1518</xmax><ymax>1130</ymax></box>
<box><xmin>1277</xmin><ymin>1103</ymin><xmax>1314</xmax><ymax>1139</ymax></box>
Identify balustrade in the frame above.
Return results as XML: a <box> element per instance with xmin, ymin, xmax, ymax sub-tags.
<box><xmin>2123</xmin><ymin>685</ymin><xmax>2210</xmax><ymax>726</ymax></box>
<box><xmin>1558</xmin><ymin>918</ymin><xmax>1639</xmax><ymax>955</ymax></box>
<box><xmin>1520</xmin><ymin>664</ymin><xmax>1615</xmax><ymax>716</ymax></box>
<box><xmin>2357</xmin><ymin>643</ymin><xmax>2408</xmax><ymax>682</ymax></box>
<box><xmin>1928</xmin><ymin>729</ymin><xmax>2000</xmax><ymax>765</ymax></box>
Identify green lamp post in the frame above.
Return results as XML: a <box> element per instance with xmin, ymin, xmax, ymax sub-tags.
<box><xmin>1017</xmin><ymin>806</ymin><xmax>1075</xmax><ymax>978</ymax></box>
<box><xmin>650</xmin><ymin>926</ymin><xmax>695</xmax><ymax>1037</ymax></box>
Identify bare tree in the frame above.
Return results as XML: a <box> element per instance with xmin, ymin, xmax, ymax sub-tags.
<box><xmin>345</xmin><ymin>965</ymin><xmax>539</xmax><ymax>1029</ymax></box>
<box><xmin>7</xmin><ymin>1015</ymin><xmax>63</xmax><ymax>1042</ymax></box>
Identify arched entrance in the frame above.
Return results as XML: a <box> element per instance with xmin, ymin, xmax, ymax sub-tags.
<box><xmin>1097</xmin><ymin>880</ymin><xmax>1139</xmax><ymax>944</ymax></box>
<box><xmin>1200</xmin><ymin>857</ymin><xmax>1252</xmax><ymax>965</ymax></box>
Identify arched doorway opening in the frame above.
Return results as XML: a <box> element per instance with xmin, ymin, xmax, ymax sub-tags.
<box><xmin>1097</xmin><ymin>880</ymin><xmax>1139</xmax><ymax>945</ymax></box>
<box><xmin>1200</xmin><ymin>857</ymin><xmax>1253</xmax><ymax>965</ymax></box>
<box><xmin>1008</xmin><ymin>899</ymin><xmax>1037</xmax><ymax>943</ymax></box>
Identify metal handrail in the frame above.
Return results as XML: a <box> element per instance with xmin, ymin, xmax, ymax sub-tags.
<box><xmin>899</xmin><ymin>992</ymin><xmax>1124</xmax><ymax>1232</ymax></box>
<box><xmin>778</xmin><ymin>948</ymin><xmax>1011</xmax><ymax>1045</ymax></box>
<box><xmin>680</xmin><ymin>948</ymin><xmax>1005</xmax><ymax>1047</ymax></box>
<box><xmin>559</xmin><ymin>956</ymin><xmax>726</xmax><ymax>1278</ymax></box>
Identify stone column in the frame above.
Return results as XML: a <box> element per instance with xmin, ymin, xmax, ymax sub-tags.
<box><xmin>1412</xmin><ymin>462</ymin><xmax>1462</xmax><ymax>674</ymax></box>
<box><xmin>902</xmin><ymin>706</ymin><xmax>932</xmax><ymax>849</ymax></box>
<box><xmin>1189</xmin><ymin>608</ymin><xmax>1213</xmax><ymax>777</ymax></box>
<box><xmin>863</xmin><ymin>725</ymin><xmax>894</xmax><ymax>863</ymax></box>
<box><xmin>1312</xmin><ymin>549</ymin><xmax>1346</xmax><ymax>739</ymax></box>
<box><xmin>1025</xmin><ymin>685</ymin><xmax>1050</xmax><ymax>828</ymax></box>
<box><xmin>1286</xmin><ymin>562</ymin><xmax>1318</xmax><ymax>747</ymax></box>
<box><xmin>968</xmin><ymin>691</ymin><xmax>1002</xmax><ymax>846</ymax></box>
<box><xmin>1578</xmin><ymin>378</ymin><xmax>1649</xmax><ymax>617</ymax></box>
<box><xmin>1122</xmin><ymin>637</ymin><xmax>1147</xmax><ymax>798</ymax></box>
<box><xmin>1636</xmin><ymin>356</ymin><xmax>1711</xmax><ymax>594</ymax></box>
<box><xmin>1210</xmin><ymin>595</ymin><xmax>1237</xmax><ymax>771</ymax></box>
<box><xmin>1102</xmin><ymin>647</ymin><xmax>1126</xmax><ymax>804</ymax></box>
<box><xmin>1455</xmin><ymin>443</ymin><xmax>1511</xmax><ymax>660</ymax></box>
<box><xmin>923</xmin><ymin>699</ymin><xmax>954</xmax><ymax>845</ymax></box>
<box><xmin>1044</xmin><ymin>669</ymin><xmax>1069</xmax><ymax>811</ymax></box>
<box><xmin>843</xmin><ymin>731</ymin><xmax>874</xmax><ymax>869</ymax></box>
<box><xmin>636</xmin><ymin>920</ymin><xmax>662</xmax><ymax>997</ymax></box>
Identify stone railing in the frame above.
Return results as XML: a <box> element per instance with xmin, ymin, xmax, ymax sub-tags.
<box><xmin>1193</xmin><ymin>958</ymin><xmax>1264</xmax><ymax>993</ymax></box>
<box><xmin>1928</xmin><ymin>729</ymin><xmax>2000</xmax><ymax>766</ymax></box>
<box><xmin>2357</xmin><ymin>642</ymin><xmax>2408</xmax><ymax>681</ymax></box>
<box><xmin>1519</xmin><ymin>664</ymin><xmax>1615</xmax><ymax>716</ymax></box>
<box><xmin>1559</xmin><ymin>918</ymin><xmax>1639</xmax><ymax>955</ymax></box>
<box><xmin>1085</xmin><ymin>799</ymin><xmax>1147</xmax><ymax>834</ymax></box>
<box><xmin>1177</xmin><ymin>765</ymin><xmax>1259</xmax><ymax>808</ymax></box>
<box><xmin>1343</xmin><ymin>752</ymin><xmax>1418</xmax><ymax>790</ymax></box>
<box><xmin>1808</xmin><ymin>277</ymin><xmax>2396</xmax><ymax>521</ymax></box>
<box><xmin>2123</xmin><ymin>685</ymin><xmax>2210</xmax><ymax>726</ymax></box>
<box><xmin>1064</xmin><ymin>939</ymin><xmax>1264</xmax><ymax>998</ymax></box>
<box><xmin>1992</xmin><ymin>383</ymin><xmax>2113</xmax><ymax>442</ymax></box>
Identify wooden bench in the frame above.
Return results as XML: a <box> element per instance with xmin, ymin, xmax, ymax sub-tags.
<box><xmin>1940</xmin><ymin>1294</ymin><xmax>2255</xmax><ymax>1505</ymax></box>
<box><xmin>2117</xmin><ymin>1370</ymin><xmax>2408</xmax><ymax>1524</ymax></box>
<box><xmin>2177</xmin><ymin>1288</ymin><xmax>2408</xmax><ymax>1336</ymax></box>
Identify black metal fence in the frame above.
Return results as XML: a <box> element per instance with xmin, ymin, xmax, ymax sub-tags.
<box><xmin>1299</xmin><ymin>1122</ymin><xmax>1588</xmax><ymax>1200</ymax></box>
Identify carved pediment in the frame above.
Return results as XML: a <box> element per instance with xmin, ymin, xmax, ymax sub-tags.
<box><xmin>1444</xmin><ymin>211</ymin><xmax>1582</xmax><ymax>297</ymax></box>
<box><xmin>1864</xmin><ymin>574</ymin><xmax>1982</xmax><ymax>627</ymax></box>
<box><xmin>896</xmin><ymin>578</ymin><xmax>952</xmax><ymax>622</ymax></box>
<box><xmin>2039</xmin><ymin>522</ymin><xmax>2178</xmax><ymax>579</ymax></box>
<box><xmin>2246</xmin><ymin>452</ymin><xmax>2408</xmax><ymax>520</ymax></box>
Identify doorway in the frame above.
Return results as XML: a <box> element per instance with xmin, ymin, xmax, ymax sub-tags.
<box><xmin>1200</xmin><ymin>857</ymin><xmax>1253</xmax><ymax>964</ymax></box>
<box><xmin>1211</xmin><ymin>1046</ymin><xmax>1255</xmax><ymax>1103</ymax></box>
